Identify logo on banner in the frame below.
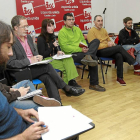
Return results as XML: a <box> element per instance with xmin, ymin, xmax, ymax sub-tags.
<box><xmin>51</xmin><ymin>19</ymin><xmax>56</xmax><ymax>28</ymax></box>
<box><xmin>22</xmin><ymin>3</ymin><xmax>34</xmax><ymax>15</ymax></box>
<box><xmin>84</xmin><ymin>23</ymin><xmax>91</xmax><ymax>30</ymax></box>
<box><xmin>65</xmin><ymin>0</ymin><xmax>74</xmax><ymax>4</ymax></box>
<box><xmin>28</xmin><ymin>25</ymin><xmax>35</xmax><ymax>35</ymax></box>
<box><xmin>83</xmin><ymin>8</ymin><xmax>91</xmax><ymax>18</ymax></box>
<box><xmin>44</xmin><ymin>0</ymin><xmax>55</xmax><ymax>9</ymax></box>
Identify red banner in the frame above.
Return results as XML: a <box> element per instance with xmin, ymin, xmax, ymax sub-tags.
<box><xmin>16</xmin><ymin>0</ymin><xmax>91</xmax><ymax>34</ymax></box>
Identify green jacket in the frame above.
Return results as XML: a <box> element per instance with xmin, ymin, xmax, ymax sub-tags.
<box><xmin>58</xmin><ymin>26</ymin><xmax>87</xmax><ymax>54</ymax></box>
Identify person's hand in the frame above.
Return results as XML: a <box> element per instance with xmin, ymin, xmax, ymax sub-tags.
<box><xmin>57</xmin><ymin>51</ymin><xmax>65</xmax><ymax>56</ymax></box>
<box><xmin>108</xmin><ymin>41</ymin><xmax>114</xmax><ymax>47</ymax></box>
<box><xmin>30</xmin><ymin>56</ymin><xmax>39</xmax><ymax>63</ymax></box>
<box><xmin>35</xmin><ymin>55</ymin><xmax>43</xmax><ymax>61</ymax></box>
<box><xmin>53</xmin><ymin>40</ymin><xmax>59</xmax><ymax>47</ymax></box>
<box><xmin>82</xmin><ymin>47</ymin><xmax>89</xmax><ymax>53</ymax></box>
<box><xmin>20</xmin><ymin>121</ymin><xmax>49</xmax><ymax>140</ymax></box>
<box><xmin>10</xmin><ymin>88</ymin><xmax>18</xmax><ymax>92</ymax></box>
<box><xmin>18</xmin><ymin>87</ymin><xmax>30</xmax><ymax>96</ymax></box>
<box><xmin>19</xmin><ymin>108</ymin><xmax>39</xmax><ymax>123</ymax></box>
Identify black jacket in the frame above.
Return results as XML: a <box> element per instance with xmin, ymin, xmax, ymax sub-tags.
<box><xmin>119</xmin><ymin>28</ymin><xmax>139</xmax><ymax>45</ymax></box>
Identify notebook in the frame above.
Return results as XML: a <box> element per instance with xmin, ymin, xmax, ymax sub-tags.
<box><xmin>29</xmin><ymin>59</ymin><xmax>53</xmax><ymax>66</ymax></box>
<box><xmin>17</xmin><ymin>89</ymin><xmax>42</xmax><ymax>100</ymax></box>
<box><xmin>38</xmin><ymin>106</ymin><xmax>94</xmax><ymax>140</ymax></box>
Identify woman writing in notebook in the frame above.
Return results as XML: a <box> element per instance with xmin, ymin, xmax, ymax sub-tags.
<box><xmin>37</xmin><ymin>19</ymin><xmax>81</xmax><ymax>87</ymax></box>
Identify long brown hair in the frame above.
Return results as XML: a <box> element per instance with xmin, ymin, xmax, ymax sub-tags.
<box><xmin>39</xmin><ymin>19</ymin><xmax>54</xmax><ymax>42</ymax></box>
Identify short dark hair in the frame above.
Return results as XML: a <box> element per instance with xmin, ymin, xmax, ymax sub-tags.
<box><xmin>94</xmin><ymin>15</ymin><xmax>102</xmax><ymax>21</ymax></box>
<box><xmin>63</xmin><ymin>13</ymin><xmax>73</xmax><ymax>21</ymax></box>
<box><xmin>11</xmin><ymin>15</ymin><xmax>26</xmax><ymax>30</ymax></box>
<box><xmin>123</xmin><ymin>17</ymin><xmax>132</xmax><ymax>23</ymax></box>
<box><xmin>0</xmin><ymin>21</ymin><xmax>14</xmax><ymax>48</ymax></box>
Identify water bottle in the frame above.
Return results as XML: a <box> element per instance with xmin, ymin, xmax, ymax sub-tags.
<box><xmin>32</xmin><ymin>31</ymin><xmax>36</xmax><ymax>43</ymax></box>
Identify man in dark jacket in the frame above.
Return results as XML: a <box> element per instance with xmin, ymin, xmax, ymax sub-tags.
<box><xmin>119</xmin><ymin>17</ymin><xmax>140</xmax><ymax>75</ymax></box>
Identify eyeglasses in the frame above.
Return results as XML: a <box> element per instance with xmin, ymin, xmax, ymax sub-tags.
<box><xmin>18</xmin><ymin>25</ymin><xmax>29</xmax><ymax>29</ymax></box>
<box><xmin>66</xmin><ymin>19</ymin><xmax>75</xmax><ymax>21</ymax></box>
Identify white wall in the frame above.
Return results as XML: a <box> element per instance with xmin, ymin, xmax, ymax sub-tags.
<box><xmin>106</xmin><ymin>0</ymin><xmax>140</xmax><ymax>33</ymax></box>
<box><xmin>0</xmin><ymin>0</ymin><xmax>16</xmax><ymax>25</ymax></box>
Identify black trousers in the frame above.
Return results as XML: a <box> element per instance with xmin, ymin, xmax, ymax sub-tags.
<box><xmin>97</xmin><ymin>45</ymin><xmax>136</xmax><ymax>78</ymax></box>
<box><xmin>72</xmin><ymin>39</ymin><xmax>100</xmax><ymax>85</ymax></box>
<box><xmin>30</xmin><ymin>64</ymin><xmax>66</xmax><ymax>103</ymax></box>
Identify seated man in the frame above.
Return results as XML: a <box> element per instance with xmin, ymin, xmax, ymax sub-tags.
<box><xmin>58</xmin><ymin>13</ymin><xmax>105</xmax><ymax>92</ymax></box>
<box><xmin>87</xmin><ymin>15</ymin><xmax>140</xmax><ymax>86</ymax></box>
<box><xmin>6</xmin><ymin>15</ymin><xmax>85</xmax><ymax>104</ymax></box>
<box><xmin>119</xmin><ymin>17</ymin><xmax>140</xmax><ymax>75</ymax></box>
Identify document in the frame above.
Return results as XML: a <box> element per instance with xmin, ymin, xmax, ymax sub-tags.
<box><xmin>17</xmin><ymin>89</ymin><xmax>42</xmax><ymax>100</ymax></box>
<box><xmin>52</xmin><ymin>54</ymin><xmax>72</xmax><ymax>60</ymax></box>
<box><xmin>79</xmin><ymin>42</ymin><xmax>88</xmax><ymax>48</ymax></box>
<box><xmin>29</xmin><ymin>59</ymin><xmax>53</xmax><ymax>66</ymax></box>
<box><xmin>38</xmin><ymin>106</ymin><xmax>94</xmax><ymax>140</ymax></box>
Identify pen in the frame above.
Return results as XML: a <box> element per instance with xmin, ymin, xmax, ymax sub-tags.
<box><xmin>31</xmin><ymin>121</ymin><xmax>46</xmax><ymax>127</ymax></box>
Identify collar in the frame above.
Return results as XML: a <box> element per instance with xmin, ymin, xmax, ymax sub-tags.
<box><xmin>16</xmin><ymin>35</ymin><xmax>27</xmax><ymax>42</ymax></box>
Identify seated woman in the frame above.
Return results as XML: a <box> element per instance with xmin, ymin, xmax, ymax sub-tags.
<box><xmin>37</xmin><ymin>19</ymin><xmax>81</xmax><ymax>87</ymax></box>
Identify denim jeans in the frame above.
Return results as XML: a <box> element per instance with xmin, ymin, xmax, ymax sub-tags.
<box><xmin>10</xmin><ymin>80</ymin><xmax>41</xmax><ymax>111</ymax></box>
<box><xmin>122</xmin><ymin>43</ymin><xmax>140</xmax><ymax>63</ymax></box>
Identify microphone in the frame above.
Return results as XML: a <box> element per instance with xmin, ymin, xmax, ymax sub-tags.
<box><xmin>52</xmin><ymin>34</ymin><xmax>60</xmax><ymax>51</ymax></box>
<box><xmin>103</xmin><ymin>8</ymin><xmax>106</xmax><ymax>14</ymax></box>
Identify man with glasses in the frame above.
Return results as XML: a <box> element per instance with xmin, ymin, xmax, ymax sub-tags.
<box><xmin>119</xmin><ymin>17</ymin><xmax>140</xmax><ymax>75</ymax></box>
<box><xmin>58</xmin><ymin>13</ymin><xmax>105</xmax><ymax>91</ymax></box>
<box><xmin>7</xmin><ymin>15</ymin><xmax>85</xmax><ymax>104</ymax></box>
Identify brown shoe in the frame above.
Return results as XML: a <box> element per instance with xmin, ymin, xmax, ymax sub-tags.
<box><xmin>33</xmin><ymin>95</ymin><xmax>61</xmax><ymax>106</ymax></box>
<box><xmin>89</xmin><ymin>85</ymin><xmax>106</xmax><ymax>92</ymax></box>
<box><xmin>81</xmin><ymin>55</ymin><xmax>98</xmax><ymax>67</ymax></box>
<box><xmin>127</xmin><ymin>48</ymin><xmax>135</xmax><ymax>59</ymax></box>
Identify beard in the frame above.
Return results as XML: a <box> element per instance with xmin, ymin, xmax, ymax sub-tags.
<box><xmin>126</xmin><ymin>25</ymin><xmax>132</xmax><ymax>30</ymax></box>
<box><xmin>0</xmin><ymin>54</ymin><xmax>9</xmax><ymax>71</ymax></box>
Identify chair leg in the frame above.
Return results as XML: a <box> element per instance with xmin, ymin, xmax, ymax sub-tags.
<box><xmin>99</xmin><ymin>58</ymin><xmax>105</xmax><ymax>84</ymax></box>
<box><xmin>36</xmin><ymin>84</ymin><xmax>38</xmax><ymax>89</ymax></box>
<box><xmin>105</xmin><ymin>60</ymin><xmax>110</xmax><ymax>74</ymax></box>
<box><xmin>60</xmin><ymin>71</ymin><xmax>62</xmax><ymax>77</ymax></box>
<box><xmin>81</xmin><ymin>65</ymin><xmax>86</xmax><ymax>79</ymax></box>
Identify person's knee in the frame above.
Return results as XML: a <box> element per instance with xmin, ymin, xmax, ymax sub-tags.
<box><xmin>89</xmin><ymin>39</ymin><xmax>100</xmax><ymax>47</ymax></box>
<box><xmin>115</xmin><ymin>53</ymin><xmax>123</xmax><ymax>60</ymax></box>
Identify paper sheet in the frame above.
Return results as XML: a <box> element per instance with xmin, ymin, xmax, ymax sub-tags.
<box><xmin>52</xmin><ymin>54</ymin><xmax>72</xmax><ymax>60</ymax></box>
<box><xmin>38</xmin><ymin>106</ymin><xmax>93</xmax><ymax>140</ymax></box>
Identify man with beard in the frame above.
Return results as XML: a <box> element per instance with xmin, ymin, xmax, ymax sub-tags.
<box><xmin>87</xmin><ymin>15</ymin><xmax>140</xmax><ymax>86</ymax></box>
<box><xmin>119</xmin><ymin>17</ymin><xmax>140</xmax><ymax>75</ymax></box>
